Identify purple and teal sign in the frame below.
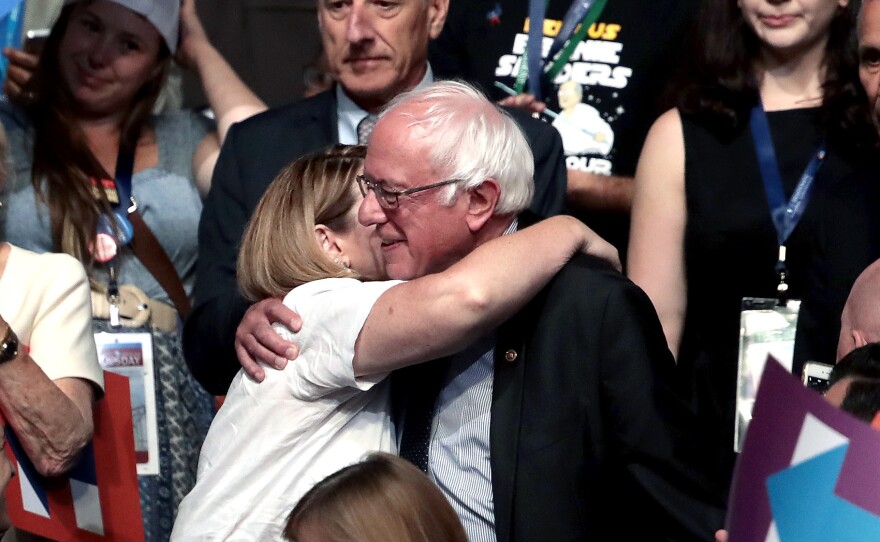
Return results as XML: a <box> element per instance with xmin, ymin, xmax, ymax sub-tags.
<box><xmin>727</xmin><ymin>359</ymin><xmax>880</xmax><ymax>541</ymax></box>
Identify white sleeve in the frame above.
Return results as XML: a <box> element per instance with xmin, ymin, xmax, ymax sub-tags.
<box><xmin>278</xmin><ymin>279</ymin><xmax>401</xmax><ymax>400</ymax></box>
<box><xmin>28</xmin><ymin>255</ymin><xmax>104</xmax><ymax>390</ymax></box>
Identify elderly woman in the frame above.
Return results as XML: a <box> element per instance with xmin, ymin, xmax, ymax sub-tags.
<box><xmin>0</xmin><ymin>118</ymin><xmax>102</xmax><ymax>539</ymax></box>
<box><xmin>0</xmin><ymin>123</ymin><xmax>101</xmax><ymax>478</ymax></box>
<box><xmin>0</xmin><ymin>244</ymin><xmax>101</xmax><ymax>477</ymax></box>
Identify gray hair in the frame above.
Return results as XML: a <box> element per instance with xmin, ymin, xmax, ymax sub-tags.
<box><xmin>378</xmin><ymin>80</ymin><xmax>534</xmax><ymax>215</ymax></box>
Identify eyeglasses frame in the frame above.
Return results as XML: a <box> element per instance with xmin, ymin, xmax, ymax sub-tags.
<box><xmin>355</xmin><ymin>174</ymin><xmax>462</xmax><ymax>209</ymax></box>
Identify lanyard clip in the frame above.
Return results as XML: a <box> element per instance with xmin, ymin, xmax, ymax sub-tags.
<box><xmin>108</xmin><ymin>264</ymin><xmax>121</xmax><ymax>327</ymax></box>
<box><xmin>777</xmin><ymin>271</ymin><xmax>789</xmax><ymax>302</ymax></box>
<box><xmin>776</xmin><ymin>245</ymin><xmax>789</xmax><ymax>304</ymax></box>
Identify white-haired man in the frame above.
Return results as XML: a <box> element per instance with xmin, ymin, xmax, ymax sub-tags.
<box><xmin>183</xmin><ymin>0</ymin><xmax>569</xmax><ymax>395</ymax></box>
<box><xmin>359</xmin><ymin>80</ymin><xmax>724</xmax><ymax>541</ymax></box>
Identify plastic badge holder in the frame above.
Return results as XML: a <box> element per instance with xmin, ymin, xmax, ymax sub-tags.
<box><xmin>734</xmin><ymin>297</ymin><xmax>800</xmax><ymax>453</ymax></box>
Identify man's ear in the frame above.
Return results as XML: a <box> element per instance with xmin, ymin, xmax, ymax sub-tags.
<box><xmin>854</xmin><ymin>329</ymin><xmax>869</xmax><ymax>349</ymax></box>
<box><xmin>315</xmin><ymin>224</ymin><xmax>343</xmax><ymax>260</ymax></box>
<box><xmin>464</xmin><ymin>179</ymin><xmax>501</xmax><ymax>233</ymax></box>
<box><xmin>427</xmin><ymin>0</ymin><xmax>450</xmax><ymax>40</ymax></box>
<box><xmin>316</xmin><ymin>3</ymin><xmax>325</xmax><ymax>32</ymax></box>
<box><xmin>871</xmin><ymin>411</ymin><xmax>880</xmax><ymax>431</ymax></box>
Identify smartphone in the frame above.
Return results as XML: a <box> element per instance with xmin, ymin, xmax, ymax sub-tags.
<box><xmin>23</xmin><ymin>29</ymin><xmax>49</xmax><ymax>56</ymax></box>
<box><xmin>802</xmin><ymin>361</ymin><xmax>833</xmax><ymax>393</ymax></box>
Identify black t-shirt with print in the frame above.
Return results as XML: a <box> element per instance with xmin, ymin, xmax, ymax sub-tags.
<box><xmin>430</xmin><ymin>0</ymin><xmax>699</xmax><ymax>253</ymax></box>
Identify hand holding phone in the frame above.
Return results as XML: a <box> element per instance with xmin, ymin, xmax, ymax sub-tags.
<box><xmin>3</xmin><ymin>30</ymin><xmax>45</xmax><ymax>104</ymax></box>
<box><xmin>22</xmin><ymin>29</ymin><xmax>48</xmax><ymax>56</ymax></box>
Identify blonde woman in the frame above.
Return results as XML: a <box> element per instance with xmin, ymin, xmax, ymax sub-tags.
<box><xmin>285</xmin><ymin>452</ymin><xmax>466</xmax><ymax>542</ymax></box>
<box><xmin>172</xmin><ymin>145</ymin><xmax>613</xmax><ymax>540</ymax></box>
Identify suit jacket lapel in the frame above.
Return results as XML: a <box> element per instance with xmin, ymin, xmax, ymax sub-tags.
<box><xmin>304</xmin><ymin>89</ymin><xmax>338</xmax><ymax>148</ymax></box>
<box><xmin>491</xmin><ymin>308</ymin><xmax>529</xmax><ymax>542</ymax></box>
<box><xmin>491</xmin><ymin>211</ymin><xmax>542</xmax><ymax>542</ymax></box>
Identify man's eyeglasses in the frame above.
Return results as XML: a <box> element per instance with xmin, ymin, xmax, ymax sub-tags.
<box><xmin>356</xmin><ymin>175</ymin><xmax>460</xmax><ymax>209</ymax></box>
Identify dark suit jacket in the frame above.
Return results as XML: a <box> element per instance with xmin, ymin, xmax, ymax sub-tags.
<box><xmin>395</xmin><ymin>251</ymin><xmax>725</xmax><ymax>541</ymax></box>
<box><xmin>495</xmin><ymin>255</ymin><xmax>724</xmax><ymax>541</ymax></box>
<box><xmin>183</xmin><ymin>89</ymin><xmax>568</xmax><ymax>394</ymax></box>
<box><xmin>182</xmin><ymin>91</ymin><xmax>337</xmax><ymax>394</ymax></box>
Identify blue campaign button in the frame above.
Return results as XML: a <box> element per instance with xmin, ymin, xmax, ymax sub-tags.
<box><xmin>98</xmin><ymin>212</ymin><xmax>134</xmax><ymax>245</ymax></box>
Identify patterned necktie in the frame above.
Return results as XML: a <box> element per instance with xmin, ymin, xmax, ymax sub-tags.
<box><xmin>397</xmin><ymin>359</ymin><xmax>449</xmax><ymax>472</ymax></box>
<box><xmin>357</xmin><ymin>114</ymin><xmax>377</xmax><ymax>145</ymax></box>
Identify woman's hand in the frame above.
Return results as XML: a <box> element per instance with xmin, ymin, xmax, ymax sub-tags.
<box><xmin>175</xmin><ymin>0</ymin><xmax>210</xmax><ymax>71</ymax></box>
<box><xmin>498</xmin><ymin>92</ymin><xmax>547</xmax><ymax>115</ymax></box>
<box><xmin>577</xmin><ymin>221</ymin><xmax>621</xmax><ymax>271</ymax></box>
<box><xmin>2</xmin><ymin>47</ymin><xmax>38</xmax><ymax>104</ymax></box>
<box><xmin>549</xmin><ymin>216</ymin><xmax>621</xmax><ymax>271</ymax></box>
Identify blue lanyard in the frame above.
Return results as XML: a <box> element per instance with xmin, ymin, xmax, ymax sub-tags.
<box><xmin>749</xmin><ymin>102</ymin><xmax>825</xmax><ymax>297</ymax></box>
<box><xmin>113</xmin><ymin>144</ymin><xmax>135</xmax><ymax>213</ymax></box>
<box><xmin>524</xmin><ymin>0</ymin><xmax>606</xmax><ymax>100</ymax></box>
<box><xmin>526</xmin><ymin>0</ymin><xmax>546</xmax><ymax>98</ymax></box>
<box><xmin>547</xmin><ymin>0</ymin><xmax>599</xmax><ymax>62</ymax></box>
<box><xmin>96</xmin><ymin>144</ymin><xmax>136</xmax><ymax>326</ymax></box>
<box><xmin>95</xmin><ymin>145</ymin><xmax>136</xmax><ymax>252</ymax></box>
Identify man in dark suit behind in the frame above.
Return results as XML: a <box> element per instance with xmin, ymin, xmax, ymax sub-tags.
<box><xmin>183</xmin><ymin>0</ymin><xmax>568</xmax><ymax>394</ymax></box>
<box><xmin>359</xmin><ymin>80</ymin><xmax>724</xmax><ymax>541</ymax></box>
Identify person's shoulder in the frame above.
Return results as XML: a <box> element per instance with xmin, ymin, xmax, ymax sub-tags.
<box><xmin>152</xmin><ymin>109</ymin><xmax>215</xmax><ymax>145</ymax></box>
<box><xmin>281</xmin><ymin>277</ymin><xmax>362</xmax><ymax>306</ymax></box>
<box><xmin>278</xmin><ymin>278</ymin><xmax>401</xmax><ymax>339</ymax></box>
<box><xmin>0</xmin><ymin>100</ymin><xmax>30</xmax><ymax>132</ymax></box>
<box><xmin>549</xmin><ymin>253</ymin><xmax>649</xmax><ymax>305</ymax></box>
<box><xmin>232</xmin><ymin>91</ymin><xmax>335</xmax><ymax>135</ymax></box>
<box><xmin>280</xmin><ymin>277</ymin><xmax>402</xmax><ymax>314</ymax></box>
<box><xmin>650</xmin><ymin>108</ymin><xmax>683</xmax><ymax>134</ymax></box>
<box><xmin>153</xmin><ymin>108</ymin><xmax>213</xmax><ymax>128</ymax></box>
<box><xmin>5</xmin><ymin>245</ymin><xmax>89</xmax><ymax>299</ymax></box>
<box><xmin>559</xmin><ymin>253</ymin><xmax>626</xmax><ymax>283</ymax></box>
<box><xmin>500</xmin><ymin>106</ymin><xmax>555</xmax><ymax>136</ymax></box>
<box><xmin>7</xmin><ymin>245</ymin><xmax>85</xmax><ymax>280</ymax></box>
<box><xmin>540</xmin><ymin>256</ymin><xmax>662</xmax><ymax>332</ymax></box>
<box><xmin>500</xmin><ymin>106</ymin><xmax>562</xmax><ymax>157</ymax></box>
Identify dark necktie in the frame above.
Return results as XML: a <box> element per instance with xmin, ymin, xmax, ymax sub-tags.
<box><xmin>357</xmin><ymin>114</ymin><xmax>377</xmax><ymax>145</ymax></box>
<box><xmin>397</xmin><ymin>359</ymin><xmax>449</xmax><ymax>472</ymax></box>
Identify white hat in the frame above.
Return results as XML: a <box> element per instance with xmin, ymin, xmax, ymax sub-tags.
<box><xmin>65</xmin><ymin>0</ymin><xmax>180</xmax><ymax>53</ymax></box>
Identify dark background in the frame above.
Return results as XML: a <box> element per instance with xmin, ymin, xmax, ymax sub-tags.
<box><xmin>182</xmin><ymin>0</ymin><xmax>322</xmax><ymax>108</ymax></box>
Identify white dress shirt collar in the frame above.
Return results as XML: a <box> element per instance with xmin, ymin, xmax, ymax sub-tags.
<box><xmin>336</xmin><ymin>64</ymin><xmax>435</xmax><ymax>145</ymax></box>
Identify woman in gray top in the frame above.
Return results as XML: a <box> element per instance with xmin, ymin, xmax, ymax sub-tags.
<box><xmin>0</xmin><ymin>0</ymin><xmax>266</xmax><ymax>539</ymax></box>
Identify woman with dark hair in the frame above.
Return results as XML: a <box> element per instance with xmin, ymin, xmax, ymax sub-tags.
<box><xmin>285</xmin><ymin>452</ymin><xmax>466</xmax><ymax>542</ymax></box>
<box><xmin>628</xmin><ymin>0</ymin><xmax>880</xmax><ymax>489</ymax></box>
<box><xmin>0</xmin><ymin>0</ymin><xmax>266</xmax><ymax>539</ymax></box>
